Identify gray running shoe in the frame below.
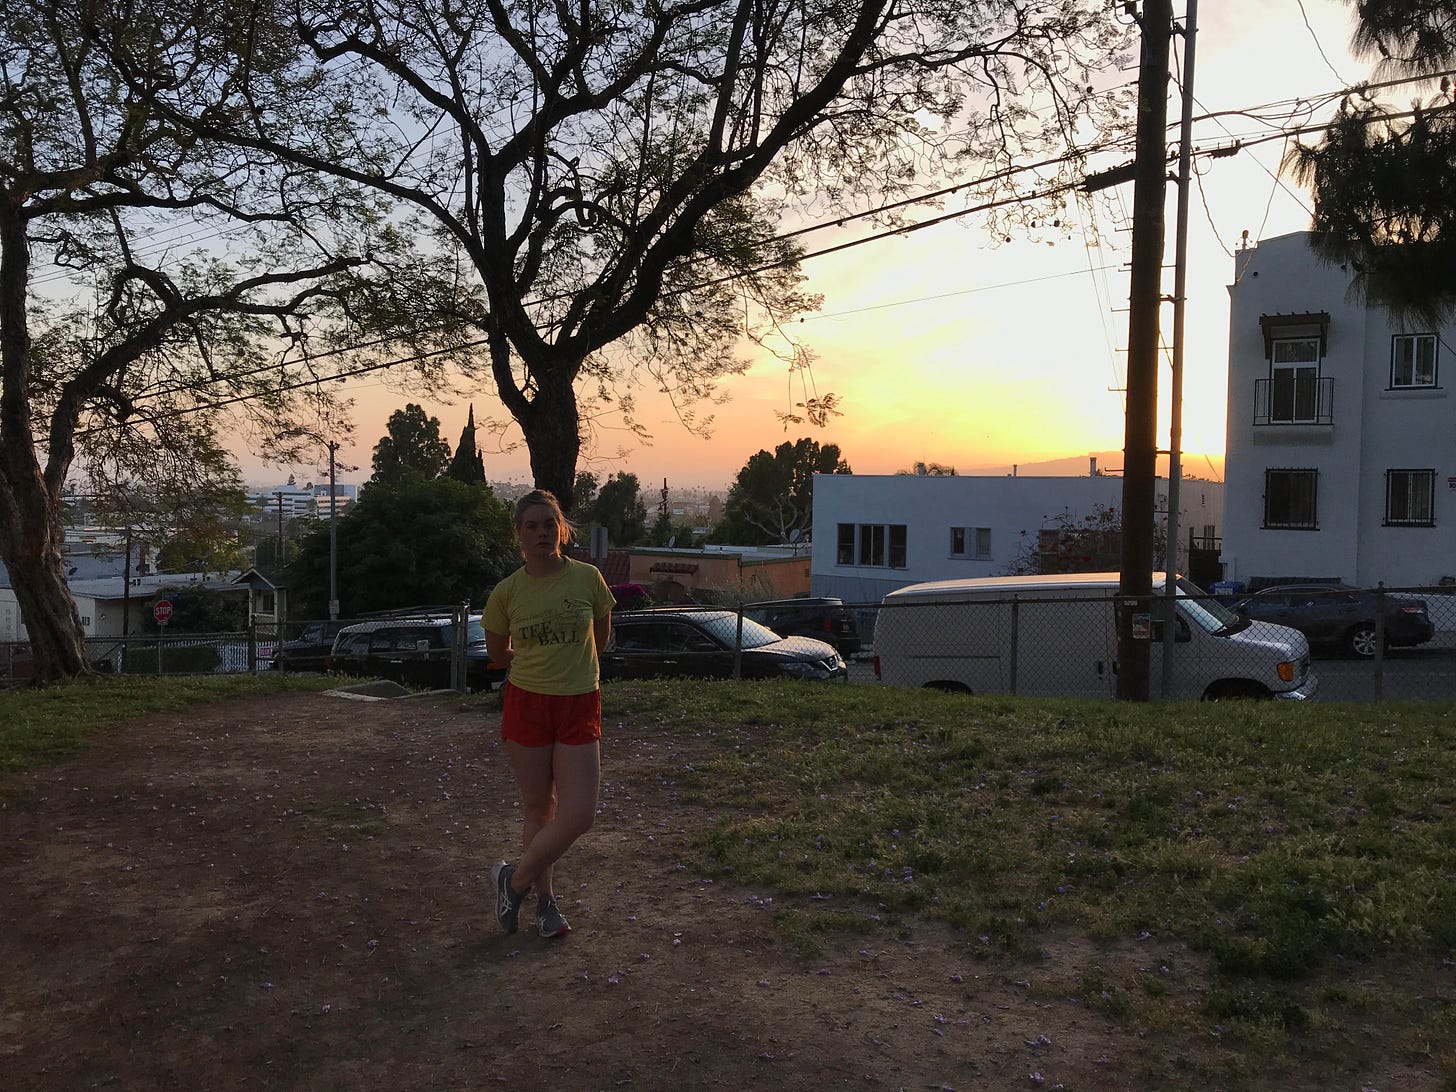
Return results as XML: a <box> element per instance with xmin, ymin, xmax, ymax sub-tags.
<box><xmin>535</xmin><ymin>897</ymin><xmax>571</xmax><ymax>939</ymax></box>
<box><xmin>491</xmin><ymin>861</ymin><xmax>525</xmax><ymax>934</ymax></box>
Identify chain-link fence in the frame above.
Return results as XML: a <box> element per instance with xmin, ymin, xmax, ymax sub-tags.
<box><xmin>7</xmin><ymin>586</ymin><xmax>1455</xmax><ymax>701</ymax></box>
<box><xmin>829</xmin><ymin>584</ymin><xmax>1456</xmax><ymax>703</ymax></box>
<box><xmin>1</xmin><ymin>628</ymin><xmax>275</xmax><ymax>688</ymax></box>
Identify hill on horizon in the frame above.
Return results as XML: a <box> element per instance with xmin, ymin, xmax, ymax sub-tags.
<box><xmin>962</xmin><ymin>450</ymin><xmax>1225</xmax><ymax>481</ymax></box>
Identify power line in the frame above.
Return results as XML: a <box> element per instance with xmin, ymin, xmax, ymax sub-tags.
<box><xmin>73</xmin><ymin>172</ymin><xmax>1096</xmax><ymax>436</ymax></box>
<box><xmin>56</xmin><ymin>65</ymin><xmax>1456</xmax><ymax>438</ymax></box>
<box><xmin>1294</xmin><ymin>0</ymin><xmax>1351</xmax><ymax>86</ymax></box>
<box><xmin>106</xmin><ymin>151</ymin><xmax>1128</xmax><ymax>409</ymax></box>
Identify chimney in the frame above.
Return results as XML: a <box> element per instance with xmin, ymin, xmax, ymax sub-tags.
<box><xmin>1090</xmin><ymin>456</ymin><xmax>1098</xmax><ymax>477</ymax></box>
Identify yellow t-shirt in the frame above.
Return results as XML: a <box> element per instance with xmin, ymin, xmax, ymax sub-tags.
<box><xmin>483</xmin><ymin>557</ymin><xmax>616</xmax><ymax>695</ymax></box>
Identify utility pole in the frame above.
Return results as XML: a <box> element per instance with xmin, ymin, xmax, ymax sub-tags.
<box><xmin>1162</xmin><ymin>0</ymin><xmax>1199</xmax><ymax>697</ymax></box>
<box><xmin>327</xmin><ymin>442</ymin><xmax>340</xmax><ymax>621</ymax></box>
<box><xmin>1117</xmin><ymin>0</ymin><xmax>1173</xmax><ymax>701</ymax></box>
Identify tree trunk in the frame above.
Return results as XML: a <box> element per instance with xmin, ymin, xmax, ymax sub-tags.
<box><xmin>1</xmin><ymin>527</ymin><xmax>90</xmax><ymax>681</ymax></box>
<box><xmin>520</xmin><ymin>378</ymin><xmax>583</xmax><ymax>516</ymax></box>
<box><xmin>0</xmin><ymin>198</ymin><xmax>90</xmax><ymax>683</ymax></box>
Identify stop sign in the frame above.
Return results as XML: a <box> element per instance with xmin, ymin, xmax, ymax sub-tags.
<box><xmin>153</xmin><ymin>599</ymin><xmax>173</xmax><ymax>625</ymax></box>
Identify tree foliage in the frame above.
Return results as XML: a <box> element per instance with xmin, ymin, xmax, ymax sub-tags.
<box><xmin>896</xmin><ymin>462</ymin><xmax>959</xmax><ymax>476</ymax></box>
<box><xmin>714</xmin><ymin>438</ymin><xmax>849</xmax><ymax>546</ymax></box>
<box><xmin>287</xmin><ymin>478</ymin><xmax>515</xmax><ymax>617</ymax></box>
<box><xmin>1</xmin><ymin>0</ymin><xmax>394</xmax><ymax>682</ymax></box>
<box><xmin>86</xmin><ymin>444</ymin><xmax>253</xmax><ymax>578</ymax></box>
<box><xmin>1004</xmin><ymin>504</ymin><xmax>1166</xmax><ymax>576</ymax></box>
<box><xmin>584</xmin><ymin>472</ymin><xmax>648</xmax><ymax>549</ymax></box>
<box><xmin>155</xmin><ymin>515</ymin><xmax>250</xmax><ymax>576</ymax></box>
<box><xmin>446</xmin><ymin>405</ymin><xmax>486</xmax><ymax>485</ymax></box>
<box><xmin>131</xmin><ymin>0</ymin><xmax>1127</xmax><ymax>509</ymax></box>
<box><xmin>1286</xmin><ymin>2</ymin><xmax>1456</xmax><ymax>323</ymax></box>
<box><xmin>370</xmin><ymin>404</ymin><xmax>452</xmax><ymax>485</ymax></box>
<box><xmin>142</xmin><ymin>585</ymin><xmax>247</xmax><ymax>634</ymax></box>
<box><xmin>572</xmin><ymin>471</ymin><xmax>600</xmax><ymax>515</ymax></box>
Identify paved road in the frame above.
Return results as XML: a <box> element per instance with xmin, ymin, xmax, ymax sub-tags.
<box><xmin>1311</xmin><ymin>645</ymin><xmax>1456</xmax><ymax>702</ymax></box>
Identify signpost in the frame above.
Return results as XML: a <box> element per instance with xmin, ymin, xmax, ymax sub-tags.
<box><xmin>153</xmin><ymin>599</ymin><xmax>171</xmax><ymax>677</ymax></box>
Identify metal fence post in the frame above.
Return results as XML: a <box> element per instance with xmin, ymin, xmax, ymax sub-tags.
<box><xmin>1008</xmin><ymin>597</ymin><xmax>1020</xmax><ymax>695</ymax></box>
<box><xmin>1373</xmin><ymin>584</ymin><xmax>1385</xmax><ymax>702</ymax></box>
<box><xmin>451</xmin><ymin>601</ymin><xmax>469</xmax><ymax>693</ymax></box>
<box><xmin>733</xmin><ymin>606</ymin><xmax>744</xmax><ymax>681</ymax></box>
<box><xmin>248</xmin><ymin>623</ymin><xmax>258</xmax><ymax>675</ymax></box>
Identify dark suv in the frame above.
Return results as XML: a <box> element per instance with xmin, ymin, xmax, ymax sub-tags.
<box><xmin>271</xmin><ymin>620</ymin><xmax>347</xmax><ymax>672</ymax></box>
<box><xmin>326</xmin><ymin>615</ymin><xmax>505</xmax><ymax>691</ymax></box>
<box><xmin>742</xmin><ymin>597</ymin><xmax>862</xmax><ymax>655</ymax></box>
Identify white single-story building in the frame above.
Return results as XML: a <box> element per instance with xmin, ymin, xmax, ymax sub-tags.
<box><xmin>810</xmin><ymin>470</ymin><xmax>1224</xmax><ymax>604</ymax></box>
<box><xmin>0</xmin><ymin>571</ymin><xmax>245</xmax><ymax>642</ymax></box>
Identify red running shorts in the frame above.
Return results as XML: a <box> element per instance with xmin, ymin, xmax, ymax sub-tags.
<box><xmin>500</xmin><ymin>682</ymin><xmax>602</xmax><ymax>747</ymax></box>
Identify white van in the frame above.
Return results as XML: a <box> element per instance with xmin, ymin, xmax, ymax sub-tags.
<box><xmin>874</xmin><ymin>573</ymin><xmax>1317</xmax><ymax>701</ymax></box>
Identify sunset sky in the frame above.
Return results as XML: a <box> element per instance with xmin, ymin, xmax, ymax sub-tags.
<box><xmin>245</xmin><ymin>1</ymin><xmax>1381</xmax><ymax>493</ymax></box>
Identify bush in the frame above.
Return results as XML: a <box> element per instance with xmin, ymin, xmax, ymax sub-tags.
<box><xmin>121</xmin><ymin>643</ymin><xmax>221</xmax><ymax>674</ymax></box>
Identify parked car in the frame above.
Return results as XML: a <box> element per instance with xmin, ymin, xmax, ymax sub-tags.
<box><xmin>1231</xmin><ymin>583</ymin><xmax>1435</xmax><ymax>658</ymax></box>
<box><xmin>326</xmin><ymin>615</ymin><xmax>506</xmax><ymax>691</ymax></box>
<box><xmin>742</xmin><ymin>596</ymin><xmax>863</xmax><ymax>655</ymax></box>
<box><xmin>602</xmin><ymin>609</ymin><xmax>848</xmax><ymax>682</ymax></box>
<box><xmin>271</xmin><ymin>620</ymin><xmax>347</xmax><ymax>672</ymax></box>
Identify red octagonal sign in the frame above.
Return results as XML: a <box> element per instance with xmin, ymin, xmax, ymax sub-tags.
<box><xmin>153</xmin><ymin>599</ymin><xmax>173</xmax><ymax>625</ymax></box>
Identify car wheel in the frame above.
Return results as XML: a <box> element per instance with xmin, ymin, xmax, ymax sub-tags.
<box><xmin>924</xmin><ymin>681</ymin><xmax>972</xmax><ymax>694</ymax></box>
<box><xmin>1347</xmin><ymin>623</ymin><xmax>1380</xmax><ymax>659</ymax></box>
<box><xmin>1202</xmin><ymin>680</ymin><xmax>1270</xmax><ymax>701</ymax></box>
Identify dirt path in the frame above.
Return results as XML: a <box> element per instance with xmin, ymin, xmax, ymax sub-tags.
<box><xmin>0</xmin><ymin>690</ymin><xmax>1293</xmax><ymax>1089</ymax></box>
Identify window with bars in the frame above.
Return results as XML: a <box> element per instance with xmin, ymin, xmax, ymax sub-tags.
<box><xmin>1385</xmin><ymin>469</ymin><xmax>1435</xmax><ymax>526</ymax></box>
<box><xmin>1263</xmin><ymin>468</ymin><xmax>1318</xmax><ymax>529</ymax></box>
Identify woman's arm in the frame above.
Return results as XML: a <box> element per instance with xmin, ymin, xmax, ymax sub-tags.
<box><xmin>484</xmin><ymin>629</ymin><xmax>513</xmax><ymax>670</ymax></box>
<box><xmin>592</xmin><ymin>614</ymin><xmax>611</xmax><ymax>656</ymax></box>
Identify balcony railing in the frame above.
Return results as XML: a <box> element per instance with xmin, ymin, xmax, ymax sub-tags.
<box><xmin>1253</xmin><ymin>376</ymin><xmax>1334</xmax><ymax>425</ymax></box>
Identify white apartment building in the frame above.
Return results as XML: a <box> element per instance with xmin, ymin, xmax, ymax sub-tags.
<box><xmin>1221</xmin><ymin>232</ymin><xmax>1456</xmax><ymax>589</ymax></box>
<box><xmin>811</xmin><ymin>470</ymin><xmax>1223</xmax><ymax>604</ymax></box>
<box><xmin>251</xmin><ymin>483</ymin><xmax>356</xmax><ymax>519</ymax></box>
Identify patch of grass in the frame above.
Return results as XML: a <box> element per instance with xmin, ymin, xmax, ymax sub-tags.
<box><xmin>0</xmin><ymin>673</ymin><xmax>339</xmax><ymax>776</ymax></box>
<box><xmin>772</xmin><ymin>907</ymin><xmax>875</xmax><ymax>959</ymax></box>
<box><xmin>609</xmin><ymin>679</ymin><xmax>1456</xmax><ymax>1066</ymax></box>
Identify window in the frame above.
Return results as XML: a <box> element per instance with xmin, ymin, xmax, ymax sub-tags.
<box><xmin>859</xmin><ymin>523</ymin><xmax>884</xmax><ymax>566</ymax></box>
<box><xmin>1385</xmin><ymin>469</ymin><xmax>1435</xmax><ymax>526</ymax></box>
<box><xmin>260</xmin><ymin>591</ymin><xmax>275</xmax><ymax>614</ymax></box>
<box><xmin>950</xmin><ymin>526</ymin><xmax>992</xmax><ymax>559</ymax></box>
<box><xmin>1270</xmin><ymin>337</ymin><xmax>1321</xmax><ymax>422</ymax></box>
<box><xmin>1391</xmin><ymin>334</ymin><xmax>1437</xmax><ymax>388</ymax></box>
<box><xmin>1263</xmin><ymin>468</ymin><xmax>1318</xmax><ymax>529</ymax></box>
<box><xmin>836</xmin><ymin>523</ymin><xmax>908</xmax><ymax>568</ymax></box>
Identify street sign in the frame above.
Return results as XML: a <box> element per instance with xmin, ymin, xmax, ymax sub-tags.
<box><xmin>153</xmin><ymin>599</ymin><xmax>173</xmax><ymax>625</ymax></box>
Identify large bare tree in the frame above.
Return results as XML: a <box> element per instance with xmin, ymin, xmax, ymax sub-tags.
<box><xmin>1</xmin><ymin>1</ymin><xmax>393</xmax><ymax>682</ymax></box>
<box><xmin>124</xmin><ymin>0</ymin><xmax>1126</xmax><ymax>507</ymax></box>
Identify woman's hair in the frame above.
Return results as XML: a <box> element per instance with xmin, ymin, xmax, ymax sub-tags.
<box><xmin>513</xmin><ymin>489</ymin><xmax>576</xmax><ymax>551</ymax></box>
